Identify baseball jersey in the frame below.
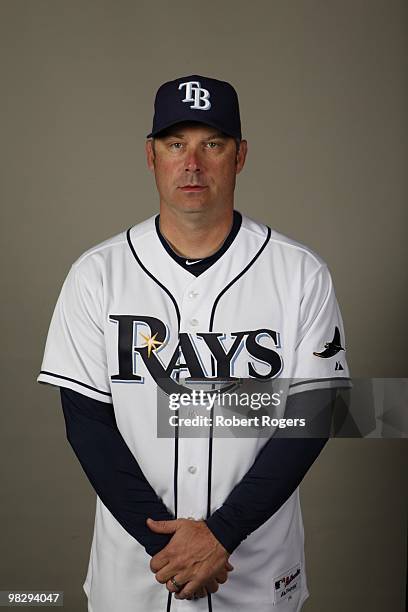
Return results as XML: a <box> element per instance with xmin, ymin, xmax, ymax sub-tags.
<box><xmin>38</xmin><ymin>211</ymin><xmax>350</xmax><ymax>612</ymax></box>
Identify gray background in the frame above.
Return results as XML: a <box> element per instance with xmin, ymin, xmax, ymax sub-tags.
<box><xmin>0</xmin><ymin>1</ymin><xmax>406</xmax><ymax>610</ymax></box>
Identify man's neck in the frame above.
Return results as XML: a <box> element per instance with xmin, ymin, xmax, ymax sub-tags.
<box><xmin>158</xmin><ymin>208</ymin><xmax>235</xmax><ymax>259</ymax></box>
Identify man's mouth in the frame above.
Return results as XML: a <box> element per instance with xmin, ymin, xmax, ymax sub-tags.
<box><xmin>179</xmin><ymin>185</ymin><xmax>207</xmax><ymax>192</ymax></box>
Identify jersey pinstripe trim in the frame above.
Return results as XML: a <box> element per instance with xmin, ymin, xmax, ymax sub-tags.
<box><xmin>288</xmin><ymin>377</ymin><xmax>352</xmax><ymax>397</ymax></box>
<box><xmin>289</xmin><ymin>377</ymin><xmax>351</xmax><ymax>389</ymax></box>
<box><xmin>209</xmin><ymin>226</ymin><xmax>272</xmax><ymax>331</ymax></box>
<box><xmin>39</xmin><ymin>370</ymin><xmax>112</xmax><ymax>397</ymax></box>
<box><xmin>204</xmin><ymin>226</ymin><xmax>272</xmax><ymax>611</ymax></box>
<box><xmin>127</xmin><ymin>225</ymin><xmax>182</xmax><ymax>575</ymax></box>
<box><xmin>126</xmin><ymin>227</ymin><xmax>181</xmax><ymax>327</ymax></box>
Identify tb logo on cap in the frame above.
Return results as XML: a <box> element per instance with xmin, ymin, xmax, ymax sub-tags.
<box><xmin>178</xmin><ymin>81</ymin><xmax>211</xmax><ymax>110</ymax></box>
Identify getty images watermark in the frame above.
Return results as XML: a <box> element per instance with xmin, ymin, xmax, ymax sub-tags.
<box><xmin>166</xmin><ymin>389</ymin><xmax>305</xmax><ymax>430</ymax></box>
<box><xmin>155</xmin><ymin>381</ymin><xmax>317</xmax><ymax>437</ymax></box>
<box><xmin>156</xmin><ymin>378</ymin><xmax>408</xmax><ymax>439</ymax></box>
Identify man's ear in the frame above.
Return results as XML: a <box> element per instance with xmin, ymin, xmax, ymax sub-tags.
<box><xmin>146</xmin><ymin>139</ymin><xmax>155</xmax><ymax>171</ymax></box>
<box><xmin>235</xmin><ymin>140</ymin><xmax>248</xmax><ymax>174</ymax></box>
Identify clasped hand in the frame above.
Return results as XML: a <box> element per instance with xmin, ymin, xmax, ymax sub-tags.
<box><xmin>147</xmin><ymin>517</ymin><xmax>233</xmax><ymax>600</ymax></box>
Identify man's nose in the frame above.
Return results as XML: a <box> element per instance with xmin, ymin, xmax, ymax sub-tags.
<box><xmin>184</xmin><ymin>149</ymin><xmax>202</xmax><ymax>172</ymax></box>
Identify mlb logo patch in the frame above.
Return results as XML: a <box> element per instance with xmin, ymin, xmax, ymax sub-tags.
<box><xmin>273</xmin><ymin>563</ymin><xmax>301</xmax><ymax>605</ymax></box>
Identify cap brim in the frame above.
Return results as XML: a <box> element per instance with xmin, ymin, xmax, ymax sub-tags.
<box><xmin>146</xmin><ymin>118</ymin><xmax>239</xmax><ymax>140</ymax></box>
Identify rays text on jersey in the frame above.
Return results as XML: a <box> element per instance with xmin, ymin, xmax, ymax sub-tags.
<box><xmin>109</xmin><ymin>315</ymin><xmax>283</xmax><ymax>395</ymax></box>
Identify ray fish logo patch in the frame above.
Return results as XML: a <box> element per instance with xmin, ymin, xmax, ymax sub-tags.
<box><xmin>313</xmin><ymin>326</ymin><xmax>345</xmax><ymax>358</ymax></box>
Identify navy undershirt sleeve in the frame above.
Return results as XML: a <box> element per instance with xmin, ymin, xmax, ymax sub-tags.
<box><xmin>59</xmin><ymin>387</ymin><xmax>174</xmax><ymax>556</ymax></box>
<box><xmin>205</xmin><ymin>388</ymin><xmax>335</xmax><ymax>554</ymax></box>
<box><xmin>60</xmin><ymin>386</ymin><xmax>334</xmax><ymax>558</ymax></box>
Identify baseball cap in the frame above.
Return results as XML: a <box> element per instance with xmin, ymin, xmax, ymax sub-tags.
<box><xmin>147</xmin><ymin>75</ymin><xmax>242</xmax><ymax>140</ymax></box>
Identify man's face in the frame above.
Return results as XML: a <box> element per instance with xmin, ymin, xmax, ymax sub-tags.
<box><xmin>146</xmin><ymin>122</ymin><xmax>247</xmax><ymax>216</ymax></box>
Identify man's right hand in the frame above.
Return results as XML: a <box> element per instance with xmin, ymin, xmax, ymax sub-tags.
<box><xmin>148</xmin><ymin>517</ymin><xmax>232</xmax><ymax>599</ymax></box>
<box><xmin>167</xmin><ymin>560</ymin><xmax>234</xmax><ymax>600</ymax></box>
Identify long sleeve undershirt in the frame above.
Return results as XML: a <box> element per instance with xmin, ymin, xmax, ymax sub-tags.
<box><xmin>60</xmin><ymin>387</ymin><xmax>334</xmax><ymax>556</ymax></box>
<box><xmin>60</xmin><ymin>387</ymin><xmax>173</xmax><ymax>556</ymax></box>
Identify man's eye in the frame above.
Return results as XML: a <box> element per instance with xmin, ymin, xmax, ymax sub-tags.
<box><xmin>206</xmin><ymin>142</ymin><xmax>220</xmax><ymax>148</ymax></box>
<box><xmin>169</xmin><ymin>142</ymin><xmax>183</xmax><ymax>150</ymax></box>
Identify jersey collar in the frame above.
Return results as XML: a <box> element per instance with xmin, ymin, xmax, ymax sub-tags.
<box><xmin>154</xmin><ymin>210</ymin><xmax>242</xmax><ymax>277</ymax></box>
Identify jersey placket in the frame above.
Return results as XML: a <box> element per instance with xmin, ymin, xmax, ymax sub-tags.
<box><xmin>176</xmin><ymin>280</ymin><xmax>215</xmax><ymax>521</ymax></box>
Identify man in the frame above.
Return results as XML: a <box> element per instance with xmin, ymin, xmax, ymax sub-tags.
<box><xmin>38</xmin><ymin>75</ymin><xmax>350</xmax><ymax>611</ymax></box>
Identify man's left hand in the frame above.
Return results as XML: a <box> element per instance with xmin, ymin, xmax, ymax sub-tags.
<box><xmin>147</xmin><ymin>517</ymin><xmax>232</xmax><ymax>599</ymax></box>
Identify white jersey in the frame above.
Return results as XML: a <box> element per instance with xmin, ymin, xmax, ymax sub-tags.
<box><xmin>38</xmin><ymin>212</ymin><xmax>350</xmax><ymax>612</ymax></box>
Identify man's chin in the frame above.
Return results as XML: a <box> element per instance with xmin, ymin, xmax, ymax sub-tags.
<box><xmin>172</xmin><ymin>198</ymin><xmax>212</xmax><ymax>213</ymax></box>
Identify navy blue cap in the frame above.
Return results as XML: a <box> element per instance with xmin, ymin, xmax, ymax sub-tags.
<box><xmin>147</xmin><ymin>75</ymin><xmax>242</xmax><ymax>140</ymax></box>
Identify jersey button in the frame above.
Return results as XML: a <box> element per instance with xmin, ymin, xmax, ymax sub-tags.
<box><xmin>188</xmin><ymin>465</ymin><xmax>198</xmax><ymax>474</ymax></box>
<box><xmin>188</xmin><ymin>291</ymin><xmax>199</xmax><ymax>299</ymax></box>
<box><xmin>190</xmin><ymin>318</ymin><xmax>199</xmax><ymax>327</ymax></box>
